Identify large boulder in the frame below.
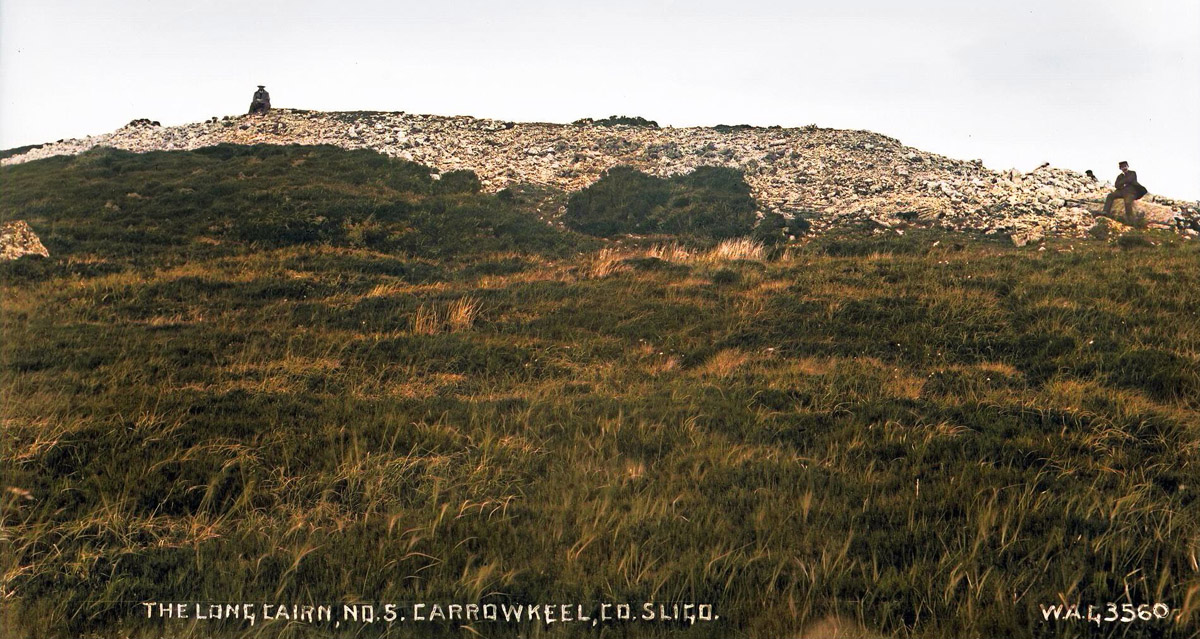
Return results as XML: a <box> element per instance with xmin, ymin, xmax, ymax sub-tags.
<box><xmin>1</xmin><ymin>220</ymin><xmax>50</xmax><ymax>260</ymax></box>
<box><xmin>1009</xmin><ymin>225</ymin><xmax>1045</xmax><ymax>247</ymax></box>
<box><xmin>1081</xmin><ymin>198</ymin><xmax>1179</xmax><ymax>229</ymax></box>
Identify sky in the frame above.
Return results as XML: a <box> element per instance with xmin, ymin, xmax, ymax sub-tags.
<box><xmin>2</xmin><ymin>0</ymin><xmax>1198</xmax><ymax>199</ymax></box>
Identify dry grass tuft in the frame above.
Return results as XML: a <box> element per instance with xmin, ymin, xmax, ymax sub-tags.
<box><xmin>411</xmin><ymin>303</ymin><xmax>441</xmax><ymax>335</ymax></box>
<box><xmin>365</xmin><ymin>282</ymin><xmax>409</xmax><ymax>298</ymax></box>
<box><xmin>700</xmin><ymin>349</ymin><xmax>750</xmax><ymax>378</ymax></box>
<box><xmin>446</xmin><ymin>297</ymin><xmax>482</xmax><ymax>332</ymax></box>
<box><xmin>410</xmin><ymin>297</ymin><xmax>482</xmax><ymax>334</ymax></box>
<box><xmin>644</xmin><ymin>242</ymin><xmax>694</xmax><ymax>262</ymax></box>
<box><xmin>703</xmin><ymin>238</ymin><xmax>765</xmax><ymax>262</ymax></box>
<box><xmin>588</xmin><ymin>247</ymin><xmax>629</xmax><ymax>278</ymax></box>
<box><xmin>975</xmin><ymin>361</ymin><xmax>1021</xmax><ymax>377</ymax></box>
<box><xmin>583</xmin><ymin>238</ymin><xmax>765</xmax><ymax>274</ymax></box>
<box><xmin>646</xmin><ymin>355</ymin><xmax>680</xmax><ymax>375</ymax></box>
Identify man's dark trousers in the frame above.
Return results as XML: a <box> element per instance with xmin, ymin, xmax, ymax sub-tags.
<box><xmin>1103</xmin><ymin>188</ymin><xmax>1137</xmax><ymax>217</ymax></box>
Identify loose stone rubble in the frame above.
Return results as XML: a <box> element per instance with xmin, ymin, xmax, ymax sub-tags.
<box><xmin>0</xmin><ymin>220</ymin><xmax>50</xmax><ymax>261</ymax></box>
<box><xmin>5</xmin><ymin>109</ymin><xmax>1198</xmax><ymax>242</ymax></box>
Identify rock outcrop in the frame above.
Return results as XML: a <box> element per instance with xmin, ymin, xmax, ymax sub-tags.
<box><xmin>5</xmin><ymin>109</ymin><xmax>1197</xmax><ymax>240</ymax></box>
<box><xmin>0</xmin><ymin>220</ymin><xmax>50</xmax><ymax>261</ymax></box>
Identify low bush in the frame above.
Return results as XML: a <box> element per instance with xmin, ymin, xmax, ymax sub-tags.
<box><xmin>563</xmin><ymin>165</ymin><xmax>758</xmax><ymax>239</ymax></box>
<box><xmin>573</xmin><ymin>115</ymin><xmax>660</xmax><ymax>128</ymax></box>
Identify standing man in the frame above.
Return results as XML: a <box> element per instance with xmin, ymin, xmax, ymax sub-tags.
<box><xmin>1102</xmin><ymin>161</ymin><xmax>1148</xmax><ymax>218</ymax></box>
<box><xmin>248</xmin><ymin>85</ymin><xmax>271</xmax><ymax>115</ymax></box>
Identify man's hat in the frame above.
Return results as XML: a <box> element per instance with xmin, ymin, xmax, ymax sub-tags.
<box><xmin>1119</xmin><ymin>160</ymin><xmax>1129</xmax><ymax>167</ymax></box>
<box><xmin>258</xmin><ymin>85</ymin><xmax>266</xmax><ymax>89</ymax></box>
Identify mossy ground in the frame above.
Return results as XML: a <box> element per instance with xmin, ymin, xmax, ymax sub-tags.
<box><xmin>2</xmin><ymin>147</ymin><xmax>1198</xmax><ymax>639</ymax></box>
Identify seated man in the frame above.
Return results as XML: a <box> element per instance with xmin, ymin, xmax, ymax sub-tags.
<box><xmin>1103</xmin><ymin>161</ymin><xmax>1148</xmax><ymax>218</ymax></box>
<box><xmin>248</xmin><ymin>85</ymin><xmax>271</xmax><ymax>115</ymax></box>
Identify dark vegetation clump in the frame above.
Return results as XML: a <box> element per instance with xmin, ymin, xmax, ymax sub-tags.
<box><xmin>0</xmin><ymin>144</ymin><xmax>584</xmax><ymax>275</ymax></box>
<box><xmin>563</xmin><ymin>165</ymin><xmax>758</xmax><ymax>239</ymax></box>
<box><xmin>710</xmin><ymin>267</ymin><xmax>741</xmax><ymax>285</ymax></box>
<box><xmin>809</xmin><ymin>227</ymin><xmax>1003</xmax><ymax>257</ymax></box>
<box><xmin>433</xmin><ymin>169</ymin><xmax>482</xmax><ymax>195</ymax></box>
<box><xmin>753</xmin><ymin>211</ymin><xmax>812</xmax><ymax>247</ymax></box>
<box><xmin>573</xmin><ymin>115</ymin><xmax>660</xmax><ymax>128</ymax></box>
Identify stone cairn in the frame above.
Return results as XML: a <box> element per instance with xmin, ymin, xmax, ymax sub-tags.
<box><xmin>4</xmin><ymin>109</ymin><xmax>1197</xmax><ymax>244</ymax></box>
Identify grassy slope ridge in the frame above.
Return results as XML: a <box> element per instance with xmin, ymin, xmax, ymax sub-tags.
<box><xmin>0</xmin><ymin>143</ymin><xmax>46</xmax><ymax>160</ymax></box>
<box><xmin>2</xmin><ymin>145</ymin><xmax>1199</xmax><ymax>638</ymax></box>
<box><xmin>0</xmin><ymin>144</ymin><xmax>580</xmax><ymax>266</ymax></box>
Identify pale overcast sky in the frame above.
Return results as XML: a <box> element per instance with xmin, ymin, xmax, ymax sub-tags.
<box><xmin>2</xmin><ymin>0</ymin><xmax>1198</xmax><ymax>199</ymax></box>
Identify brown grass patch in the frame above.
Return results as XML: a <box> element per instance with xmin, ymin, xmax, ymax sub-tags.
<box><xmin>795</xmin><ymin>614</ymin><xmax>878</xmax><ymax>638</ymax></box>
<box><xmin>646</xmin><ymin>355</ymin><xmax>680</xmax><ymax>375</ymax></box>
<box><xmin>698</xmin><ymin>349</ymin><xmax>750</xmax><ymax>378</ymax></box>
<box><xmin>975</xmin><ymin>361</ymin><xmax>1021</xmax><ymax>376</ymax></box>
<box><xmin>793</xmin><ymin>356</ymin><xmax>837</xmax><ymax>376</ymax></box>
<box><xmin>886</xmin><ymin>370</ymin><xmax>926</xmax><ymax>400</ymax></box>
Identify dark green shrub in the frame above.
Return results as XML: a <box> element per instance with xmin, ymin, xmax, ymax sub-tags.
<box><xmin>753</xmin><ymin>212</ymin><xmax>790</xmax><ymax>246</ymax></box>
<box><xmin>789</xmin><ymin>215</ymin><xmax>813</xmax><ymax>236</ymax></box>
<box><xmin>563</xmin><ymin>165</ymin><xmax>758</xmax><ymax>239</ymax></box>
<box><xmin>711</xmin><ymin>268</ymin><xmax>741</xmax><ymax>285</ymax></box>
<box><xmin>433</xmin><ymin>169</ymin><xmax>482</xmax><ymax>195</ymax></box>
<box><xmin>563</xmin><ymin>167</ymin><xmax>670</xmax><ymax>237</ymax></box>
<box><xmin>574</xmin><ymin>115</ymin><xmax>659</xmax><ymax>128</ymax></box>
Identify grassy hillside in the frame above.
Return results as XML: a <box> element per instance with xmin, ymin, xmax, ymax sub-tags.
<box><xmin>2</xmin><ymin>146</ymin><xmax>1199</xmax><ymax>638</ymax></box>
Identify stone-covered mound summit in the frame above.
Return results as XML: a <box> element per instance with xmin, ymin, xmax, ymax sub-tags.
<box><xmin>5</xmin><ymin>109</ymin><xmax>1197</xmax><ymax>240</ymax></box>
